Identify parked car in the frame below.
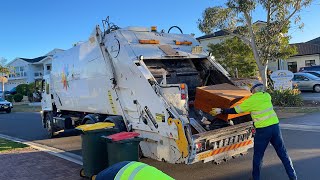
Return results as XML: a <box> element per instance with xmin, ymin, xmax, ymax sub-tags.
<box><xmin>0</xmin><ymin>91</ymin><xmax>10</xmax><ymax>98</ymax></box>
<box><xmin>299</xmin><ymin>65</ymin><xmax>320</xmax><ymax>72</ymax></box>
<box><xmin>8</xmin><ymin>87</ymin><xmax>17</xmax><ymax>95</ymax></box>
<box><xmin>305</xmin><ymin>71</ymin><xmax>320</xmax><ymax>78</ymax></box>
<box><xmin>0</xmin><ymin>97</ymin><xmax>13</xmax><ymax>113</ymax></box>
<box><xmin>292</xmin><ymin>72</ymin><xmax>320</xmax><ymax>92</ymax></box>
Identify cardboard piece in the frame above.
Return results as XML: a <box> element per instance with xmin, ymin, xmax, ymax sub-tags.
<box><xmin>194</xmin><ymin>83</ymin><xmax>251</xmax><ymax>121</ymax></box>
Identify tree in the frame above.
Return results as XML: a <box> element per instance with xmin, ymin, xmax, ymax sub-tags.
<box><xmin>0</xmin><ymin>57</ymin><xmax>10</xmax><ymax>98</ymax></box>
<box><xmin>208</xmin><ymin>37</ymin><xmax>257</xmax><ymax>78</ymax></box>
<box><xmin>198</xmin><ymin>0</ymin><xmax>310</xmax><ymax>88</ymax></box>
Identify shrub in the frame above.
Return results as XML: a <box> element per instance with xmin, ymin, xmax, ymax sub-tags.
<box><xmin>16</xmin><ymin>84</ymin><xmax>30</xmax><ymax>96</ymax></box>
<box><xmin>13</xmin><ymin>93</ymin><xmax>23</xmax><ymax>102</ymax></box>
<box><xmin>5</xmin><ymin>95</ymin><xmax>14</xmax><ymax>102</ymax></box>
<box><xmin>268</xmin><ymin>88</ymin><xmax>303</xmax><ymax>107</ymax></box>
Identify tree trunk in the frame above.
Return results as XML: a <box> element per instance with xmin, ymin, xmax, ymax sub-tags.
<box><xmin>258</xmin><ymin>65</ymin><xmax>268</xmax><ymax>88</ymax></box>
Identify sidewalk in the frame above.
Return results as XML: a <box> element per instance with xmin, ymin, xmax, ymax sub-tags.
<box><xmin>0</xmin><ymin>147</ymin><xmax>83</xmax><ymax>180</ymax></box>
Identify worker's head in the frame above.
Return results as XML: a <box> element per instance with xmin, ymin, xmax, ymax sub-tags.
<box><xmin>250</xmin><ymin>81</ymin><xmax>264</xmax><ymax>94</ymax></box>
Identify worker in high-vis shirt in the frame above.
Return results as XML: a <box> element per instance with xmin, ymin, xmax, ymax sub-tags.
<box><xmin>210</xmin><ymin>81</ymin><xmax>297</xmax><ymax>180</ymax></box>
<box><xmin>96</xmin><ymin>161</ymin><xmax>174</xmax><ymax>180</ymax></box>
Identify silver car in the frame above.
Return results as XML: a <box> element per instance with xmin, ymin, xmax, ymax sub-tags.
<box><xmin>292</xmin><ymin>72</ymin><xmax>320</xmax><ymax>93</ymax></box>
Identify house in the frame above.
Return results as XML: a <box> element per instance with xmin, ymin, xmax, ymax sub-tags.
<box><xmin>284</xmin><ymin>38</ymin><xmax>320</xmax><ymax>72</ymax></box>
<box><xmin>5</xmin><ymin>49</ymin><xmax>64</xmax><ymax>91</ymax></box>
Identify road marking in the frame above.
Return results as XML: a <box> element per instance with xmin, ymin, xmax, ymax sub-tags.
<box><xmin>280</xmin><ymin>124</ymin><xmax>320</xmax><ymax>132</ymax></box>
<box><xmin>0</xmin><ymin>133</ymin><xmax>83</xmax><ymax>165</ymax></box>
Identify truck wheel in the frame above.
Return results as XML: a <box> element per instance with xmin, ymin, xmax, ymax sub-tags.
<box><xmin>6</xmin><ymin>108</ymin><xmax>11</xmax><ymax>113</ymax></box>
<box><xmin>45</xmin><ymin>112</ymin><xmax>55</xmax><ymax>138</ymax></box>
<box><xmin>104</xmin><ymin>116</ymin><xmax>127</xmax><ymax>132</ymax></box>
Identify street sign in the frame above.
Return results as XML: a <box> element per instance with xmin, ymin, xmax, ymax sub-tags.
<box><xmin>270</xmin><ymin>70</ymin><xmax>294</xmax><ymax>82</ymax></box>
<box><xmin>270</xmin><ymin>70</ymin><xmax>293</xmax><ymax>90</ymax></box>
<box><xmin>274</xmin><ymin>81</ymin><xmax>293</xmax><ymax>90</ymax></box>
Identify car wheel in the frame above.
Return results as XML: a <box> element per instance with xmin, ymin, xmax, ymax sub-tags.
<box><xmin>314</xmin><ymin>85</ymin><xmax>320</xmax><ymax>93</ymax></box>
<box><xmin>45</xmin><ymin>112</ymin><xmax>55</xmax><ymax>138</ymax></box>
<box><xmin>6</xmin><ymin>108</ymin><xmax>11</xmax><ymax>113</ymax></box>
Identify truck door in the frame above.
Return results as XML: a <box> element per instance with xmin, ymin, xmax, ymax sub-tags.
<box><xmin>41</xmin><ymin>76</ymin><xmax>52</xmax><ymax>111</ymax></box>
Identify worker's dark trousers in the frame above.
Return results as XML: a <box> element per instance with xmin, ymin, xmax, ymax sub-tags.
<box><xmin>252</xmin><ymin>123</ymin><xmax>297</xmax><ymax>180</ymax></box>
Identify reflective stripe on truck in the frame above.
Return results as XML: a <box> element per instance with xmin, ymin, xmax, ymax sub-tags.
<box><xmin>188</xmin><ymin>122</ymin><xmax>254</xmax><ymax>164</ymax></box>
<box><xmin>198</xmin><ymin>139</ymin><xmax>253</xmax><ymax>160</ymax></box>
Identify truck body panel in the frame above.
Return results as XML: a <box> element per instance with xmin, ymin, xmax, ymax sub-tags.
<box><xmin>41</xmin><ymin>24</ymin><xmax>254</xmax><ymax>164</ymax></box>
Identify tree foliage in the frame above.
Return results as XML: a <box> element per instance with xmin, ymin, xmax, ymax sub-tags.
<box><xmin>208</xmin><ymin>37</ymin><xmax>257</xmax><ymax>78</ymax></box>
<box><xmin>198</xmin><ymin>0</ymin><xmax>311</xmax><ymax>87</ymax></box>
<box><xmin>0</xmin><ymin>57</ymin><xmax>10</xmax><ymax>75</ymax></box>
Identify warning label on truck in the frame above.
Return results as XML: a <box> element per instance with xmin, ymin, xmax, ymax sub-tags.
<box><xmin>108</xmin><ymin>90</ymin><xmax>117</xmax><ymax>114</ymax></box>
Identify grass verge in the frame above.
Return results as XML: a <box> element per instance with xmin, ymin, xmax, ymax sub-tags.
<box><xmin>275</xmin><ymin>107</ymin><xmax>320</xmax><ymax>114</ymax></box>
<box><xmin>12</xmin><ymin>104</ymin><xmax>41</xmax><ymax>113</ymax></box>
<box><xmin>0</xmin><ymin>138</ymin><xmax>28</xmax><ymax>152</ymax></box>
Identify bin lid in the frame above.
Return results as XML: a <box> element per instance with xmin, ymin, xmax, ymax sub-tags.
<box><xmin>106</xmin><ymin>132</ymin><xmax>140</xmax><ymax>142</ymax></box>
<box><xmin>76</xmin><ymin>122</ymin><xmax>115</xmax><ymax>132</ymax></box>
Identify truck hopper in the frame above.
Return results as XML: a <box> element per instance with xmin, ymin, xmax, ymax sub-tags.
<box><xmin>194</xmin><ymin>83</ymin><xmax>251</xmax><ymax>121</ymax></box>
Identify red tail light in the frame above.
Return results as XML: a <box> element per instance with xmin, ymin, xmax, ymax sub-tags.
<box><xmin>180</xmin><ymin>83</ymin><xmax>187</xmax><ymax>100</ymax></box>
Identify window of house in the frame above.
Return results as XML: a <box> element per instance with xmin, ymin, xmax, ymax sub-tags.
<box><xmin>305</xmin><ymin>60</ymin><xmax>316</xmax><ymax>67</ymax></box>
<box><xmin>288</xmin><ymin>62</ymin><xmax>297</xmax><ymax>73</ymax></box>
<box><xmin>47</xmin><ymin>65</ymin><xmax>51</xmax><ymax>71</ymax></box>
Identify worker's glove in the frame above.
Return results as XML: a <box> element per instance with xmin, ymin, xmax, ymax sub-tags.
<box><xmin>209</xmin><ymin>108</ymin><xmax>222</xmax><ymax>116</ymax></box>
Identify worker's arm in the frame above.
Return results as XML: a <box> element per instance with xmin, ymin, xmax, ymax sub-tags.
<box><xmin>210</xmin><ymin>96</ymin><xmax>254</xmax><ymax>116</ymax></box>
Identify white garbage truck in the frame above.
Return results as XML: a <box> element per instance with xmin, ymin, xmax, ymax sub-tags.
<box><xmin>40</xmin><ymin>20</ymin><xmax>254</xmax><ymax>164</ymax></box>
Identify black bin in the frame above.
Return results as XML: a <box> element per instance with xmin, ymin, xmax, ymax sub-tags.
<box><xmin>77</xmin><ymin>122</ymin><xmax>117</xmax><ymax>179</ymax></box>
<box><xmin>103</xmin><ymin>132</ymin><xmax>143</xmax><ymax>166</ymax></box>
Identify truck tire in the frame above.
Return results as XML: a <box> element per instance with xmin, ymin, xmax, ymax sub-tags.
<box><xmin>45</xmin><ymin>112</ymin><xmax>55</xmax><ymax>138</ymax></box>
<box><xmin>104</xmin><ymin>116</ymin><xmax>127</xmax><ymax>132</ymax></box>
<box><xmin>81</xmin><ymin>114</ymin><xmax>98</xmax><ymax>125</ymax></box>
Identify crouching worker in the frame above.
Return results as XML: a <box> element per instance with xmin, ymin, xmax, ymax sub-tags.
<box><xmin>209</xmin><ymin>81</ymin><xmax>297</xmax><ymax>180</ymax></box>
<box><xmin>96</xmin><ymin>161</ymin><xmax>174</xmax><ymax>180</ymax></box>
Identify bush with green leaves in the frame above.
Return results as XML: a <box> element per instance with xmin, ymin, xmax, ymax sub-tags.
<box><xmin>13</xmin><ymin>93</ymin><xmax>23</xmax><ymax>102</ymax></box>
<box><xmin>16</xmin><ymin>84</ymin><xmax>30</xmax><ymax>96</ymax></box>
<box><xmin>268</xmin><ymin>88</ymin><xmax>303</xmax><ymax>107</ymax></box>
<box><xmin>5</xmin><ymin>95</ymin><xmax>14</xmax><ymax>102</ymax></box>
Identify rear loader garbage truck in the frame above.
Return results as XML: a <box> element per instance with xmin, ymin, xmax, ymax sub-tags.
<box><xmin>40</xmin><ymin>19</ymin><xmax>254</xmax><ymax>164</ymax></box>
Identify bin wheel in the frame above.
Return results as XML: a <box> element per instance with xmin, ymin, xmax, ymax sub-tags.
<box><xmin>90</xmin><ymin>175</ymin><xmax>97</xmax><ymax>180</ymax></box>
<box><xmin>80</xmin><ymin>168</ymin><xmax>86</xmax><ymax>177</ymax></box>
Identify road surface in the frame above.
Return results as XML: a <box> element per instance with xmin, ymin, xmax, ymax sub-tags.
<box><xmin>0</xmin><ymin>111</ymin><xmax>320</xmax><ymax>180</ymax></box>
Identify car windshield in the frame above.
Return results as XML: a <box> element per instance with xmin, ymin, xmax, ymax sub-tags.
<box><xmin>306</xmin><ymin>72</ymin><xmax>320</xmax><ymax>78</ymax></box>
<box><xmin>302</xmin><ymin>73</ymin><xmax>320</xmax><ymax>80</ymax></box>
<box><xmin>0</xmin><ymin>98</ymin><xmax>4</xmax><ymax>101</ymax></box>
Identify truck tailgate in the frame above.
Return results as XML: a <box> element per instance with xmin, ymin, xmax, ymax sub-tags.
<box><xmin>188</xmin><ymin>121</ymin><xmax>254</xmax><ymax>164</ymax></box>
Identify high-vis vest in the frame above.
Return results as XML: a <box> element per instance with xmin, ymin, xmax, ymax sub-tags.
<box><xmin>234</xmin><ymin>92</ymin><xmax>279</xmax><ymax>128</ymax></box>
<box><xmin>114</xmin><ymin>161</ymin><xmax>174</xmax><ymax>180</ymax></box>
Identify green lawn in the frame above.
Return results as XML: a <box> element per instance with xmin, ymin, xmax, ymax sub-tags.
<box><xmin>0</xmin><ymin>138</ymin><xmax>28</xmax><ymax>151</ymax></box>
<box><xmin>12</xmin><ymin>104</ymin><xmax>42</xmax><ymax>112</ymax></box>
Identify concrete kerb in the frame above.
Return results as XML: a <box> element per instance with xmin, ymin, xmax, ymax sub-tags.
<box><xmin>0</xmin><ymin>133</ymin><xmax>83</xmax><ymax>165</ymax></box>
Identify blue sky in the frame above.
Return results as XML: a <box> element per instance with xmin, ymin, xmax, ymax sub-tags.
<box><xmin>1</xmin><ymin>0</ymin><xmax>319</xmax><ymax>62</ymax></box>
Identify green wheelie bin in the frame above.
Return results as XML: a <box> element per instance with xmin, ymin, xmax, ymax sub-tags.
<box><xmin>103</xmin><ymin>132</ymin><xmax>143</xmax><ymax>166</ymax></box>
<box><xmin>77</xmin><ymin>122</ymin><xmax>118</xmax><ymax>179</ymax></box>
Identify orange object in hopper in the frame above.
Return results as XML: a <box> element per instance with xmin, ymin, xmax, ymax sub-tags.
<box><xmin>194</xmin><ymin>83</ymin><xmax>252</xmax><ymax>121</ymax></box>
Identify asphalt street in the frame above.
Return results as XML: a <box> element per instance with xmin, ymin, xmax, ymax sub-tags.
<box><xmin>301</xmin><ymin>91</ymin><xmax>320</xmax><ymax>101</ymax></box>
<box><xmin>0</xmin><ymin>111</ymin><xmax>319</xmax><ymax>180</ymax></box>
